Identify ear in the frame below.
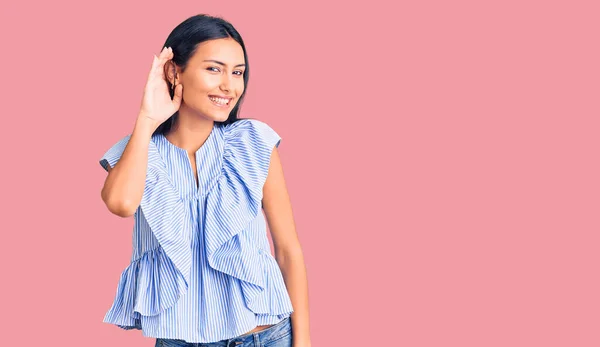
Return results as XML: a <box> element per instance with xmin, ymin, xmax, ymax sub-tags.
<box><xmin>164</xmin><ymin>60</ymin><xmax>179</xmax><ymax>85</ymax></box>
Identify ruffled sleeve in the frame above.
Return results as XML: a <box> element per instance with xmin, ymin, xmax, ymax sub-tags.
<box><xmin>102</xmin><ymin>136</ymin><xmax>194</xmax><ymax>328</ymax></box>
<box><xmin>204</xmin><ymin>119</ymin><xmax>290</xmax><ymax>314</ymax></box>
<box><xmin>99</xmin><ymin>134</ymin><xmax>131</xmax><ymax>171</ymax></box>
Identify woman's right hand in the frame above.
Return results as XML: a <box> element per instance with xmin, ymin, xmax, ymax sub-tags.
<box><xmin>138</xmin><ymin>46</ymin><xmax>183</xmax><ymax>126</ymax></box>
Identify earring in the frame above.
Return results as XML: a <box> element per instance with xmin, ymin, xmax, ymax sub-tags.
<box><xmin>171</xmin><ymin>62</ymin><xmax>178</xmax><ymax>91</ymax></box>
<box><xmin>172</xmin><ymin>74</ymin><xmax>177</xmax><ymax>91</ymax></box>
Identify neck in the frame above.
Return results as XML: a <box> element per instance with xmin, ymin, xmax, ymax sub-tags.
<box><xmin>166</xmin><ymin>104</ymin><xmax>215</xmax><ymax>153</ymax></box>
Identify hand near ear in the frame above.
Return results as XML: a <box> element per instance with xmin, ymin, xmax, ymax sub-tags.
<box><xmin>139</xmin><ymin>46</ymin><xmax>183</xmax><ymax>125</ymax></box>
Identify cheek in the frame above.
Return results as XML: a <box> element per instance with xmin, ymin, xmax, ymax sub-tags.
<box><xmin>187</xmin><ymin>73</ymin><xmax>221</xmax><ymax>92</ymax></box>
<box><xmin>235</xmin><ymin>79</ymin><xmax>245</xmax><ymax>93</ymax></box>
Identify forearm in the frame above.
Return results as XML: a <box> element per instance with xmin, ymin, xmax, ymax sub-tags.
<box><xmin>101</xmin><ymin>114</ymin><xmax>159</xmax><ymax>217</ymax></box>
<box><xmin>277</xmin><ymin>248</ymin><xmax>311</xmax><ymax>346</ymax></box>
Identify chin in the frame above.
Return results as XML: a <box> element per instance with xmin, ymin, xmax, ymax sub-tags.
<box><xmin>206</xmin><ymin>113</ymin><xmax>230</xmax><ymax>123</ymax></box>
<box><xmin>217</xmin><ymin>114</ymin><xmax>231</xmax><ymax>122</ymax></box>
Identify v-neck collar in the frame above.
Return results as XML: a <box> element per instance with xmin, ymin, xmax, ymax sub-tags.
<box><xmin>159</xmin><ymin>123</ymin><xmax>218</xmax><ymax>155</ymax></box>
<box><xmin>153</xmin><ymin>123</ymin><xmax>223</xmax><ymax>200</ymax></box>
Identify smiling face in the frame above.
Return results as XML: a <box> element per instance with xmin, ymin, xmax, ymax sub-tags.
<box><xmin>170</xmin><ymin>38</ymin><xmax>246</xmax><ymax>122</ymax></box>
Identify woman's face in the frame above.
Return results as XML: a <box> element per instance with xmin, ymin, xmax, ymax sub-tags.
<box><xmin>171</xmin><ymin>38</ymin><xmax>246</xmax><ymax>122</ymax></box>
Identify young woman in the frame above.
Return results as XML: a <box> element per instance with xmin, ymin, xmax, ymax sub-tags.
<box><xmin>99</xmin><ymin>14</ymin><xmax>311</xmax><ymax>347</ymax></box>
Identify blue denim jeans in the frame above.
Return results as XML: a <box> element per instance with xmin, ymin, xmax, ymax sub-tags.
<box><xmin>155</xmin><ymin>316</ymin><xmax>293</xmax><ymax>347</ymax></box>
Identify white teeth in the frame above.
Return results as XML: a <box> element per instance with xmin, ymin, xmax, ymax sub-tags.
<box><xmin>209</xmin><ymin>96</ymin><xmax>230</xmax><ymax>105</ymax></box>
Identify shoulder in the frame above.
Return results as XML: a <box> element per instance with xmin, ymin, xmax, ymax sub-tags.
<box><xmin>223</xmin><ymin>118</ymin><xmax>272</xmax><ymax>133</ymax></box>
<box><xmin>108</xmin><ymin>134</ymin><xmax>132</xmax><ymax>149</ymax></box>
<box><xmin>99</xmin><ymin>134</ymin><xmax>132</xmax><ymax>172</ymax></box>
<box><xmin>220</xmin><ymin>118</ymin><xmax>282</xmax><ymax>190</ymax></box>
<box><xmin>223</xmin><ymin>118</ymin><xmax>281</xmax><ymax>149</ymax></box>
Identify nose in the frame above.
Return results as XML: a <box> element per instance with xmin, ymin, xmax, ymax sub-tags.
<box><xmin>220</xmin><ymin>73</ymin><xmax>232</xmax><ymax>92</ymax></box>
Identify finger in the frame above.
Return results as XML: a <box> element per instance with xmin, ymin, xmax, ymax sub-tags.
<box><xmin>157</xmin><ymin>47</ymin><xmax>172</xmax><ymax>71</ymax></box>
<box><xmin>172</xmin><ymin>83</ymin><xmax>183</xmax><ymax>107</ymax></box>
<box><xmin>148</xmin><ymin>55</ymin><xmax>159</xmax><ymax>78</ymax></box>
<box><xmin>149</xmin><ymin>47</ymin><xmax>172</xmax><ymax>79</ymax></box>
<box><xmin>151</xmin><ymin>47</ymin><xmax>167</xmax><ymax>66</ymax></box>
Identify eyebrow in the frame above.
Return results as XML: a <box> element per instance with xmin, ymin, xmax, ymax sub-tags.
<box><xmin>203</xmin><ymin>59</ymin><xmax>246</xmax><ymax>68</ymax></box>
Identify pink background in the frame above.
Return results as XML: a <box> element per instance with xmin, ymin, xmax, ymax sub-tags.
<box><xmin>1</xmin><ymin>1</ymin><xmax>598</xmax><ymax>346</ymax></box>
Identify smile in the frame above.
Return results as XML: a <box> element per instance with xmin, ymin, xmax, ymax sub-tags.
<box><xmin>208</xmin><ymin>96</ymin><xmax>232</xmax><ymax>107</ymax></box>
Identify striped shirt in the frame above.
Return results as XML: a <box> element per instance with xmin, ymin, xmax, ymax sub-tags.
<box><xmin>99</xmin><ymin>118</ymin><xmax>294</xmax><ymax>343</ymax></box>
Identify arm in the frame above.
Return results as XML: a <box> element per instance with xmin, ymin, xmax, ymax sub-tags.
<box><xmin>262</xmin><ymin>147</ymin><xmax>312</xmax><ymax>347</ymax></box>
<box><xmin>101</xmin><ymin>114</ymin><xmax>160</xmax><ymax>217</ymax></box>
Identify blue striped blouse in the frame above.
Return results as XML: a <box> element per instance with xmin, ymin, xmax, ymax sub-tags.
<box><xmin>99</xmin><ymin>118</ymin><xmax>294</xmax><ymax>343</ymax></box>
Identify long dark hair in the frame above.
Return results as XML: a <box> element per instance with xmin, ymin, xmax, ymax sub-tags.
<box><xmin>154</xmin><ymin>14</ymin><xmax>249</xmax><ymax>135</ymax></box>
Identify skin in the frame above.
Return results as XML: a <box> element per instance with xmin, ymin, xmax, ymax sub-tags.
<box><xmin>160</xmin><ymin>38</ymin><xmax>312</xmax><ymax>345</ymax></box>
<box><xmin>162</xmin><ymin>38</ymin><xmax>246</xmax><ymax>187</ymax></box>
<box><xmin>263</xmin><ymin>146</ymin><xmax>312</xmax><ymax>347</ymax></box>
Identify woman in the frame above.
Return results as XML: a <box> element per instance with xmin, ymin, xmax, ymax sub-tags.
<box><xmin>99</xmin><ymin>14</ymin><xmax>311</xmax><ymax>347</ymax></box>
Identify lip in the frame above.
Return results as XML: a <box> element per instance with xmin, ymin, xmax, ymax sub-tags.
<box><xmin>208</xmin><ymin>95</ymin><xmax>234</xmax><ymax>100</ymax></box>
<box><xmin>208</xmin><ymin>95</ymin><xmax>232</xmax><ymax>108</ymax></box>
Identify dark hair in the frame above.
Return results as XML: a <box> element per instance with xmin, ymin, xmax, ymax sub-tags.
<box><xmin>154</xmin><ymin>14</ymin><xmax>249</xmax><ymax>135</ymax></box>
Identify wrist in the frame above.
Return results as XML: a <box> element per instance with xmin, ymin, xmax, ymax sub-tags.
<box><xmin>134</xmin><ymin>112</ymin><xmax>161</xmax><ymax>134</ymax></box>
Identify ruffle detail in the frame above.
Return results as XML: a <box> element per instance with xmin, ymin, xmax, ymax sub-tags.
<box><xmin>102</xmin><ymin>247</ymin><xmax>188</xmax><ymax>329</ymax></box>
<box><xmin>250</xmin><ymin>249</ymin><xmax>295</xmax><ymax>314</ymax></box>
<box><xmin>103</xmin><ymin>139</ymin><xmax>195</xmax><ymax>327</ymax></box>
<box><xmin>204</xmin><ymin>119</ymin><xmax>292</xmax><ymax>315</ymax></box>
<box><xmin>102</xmin><ymin>120</ymin><xmax>293</xmax><ymax>330</ymax></box>
<box><xmin>140</xmin><ymin>151</ymin><xmax>193</xmax><ymax>286</ymax></box>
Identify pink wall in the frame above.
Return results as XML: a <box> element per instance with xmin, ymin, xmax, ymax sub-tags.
<box><xmin>2</xmin><ymin>1</ymin><xmax>599</xmax><ymax>346</ymax></box>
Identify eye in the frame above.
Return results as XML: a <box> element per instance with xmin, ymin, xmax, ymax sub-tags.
<box><xmin>233</xmin><ymin>70</ymin><xmax>244</xmax><ymax>76</ymax></box>
<box><xmin>207</xmin><ymin>66</ymin><xmax>220</xmax><ymax>72</ymax></box>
